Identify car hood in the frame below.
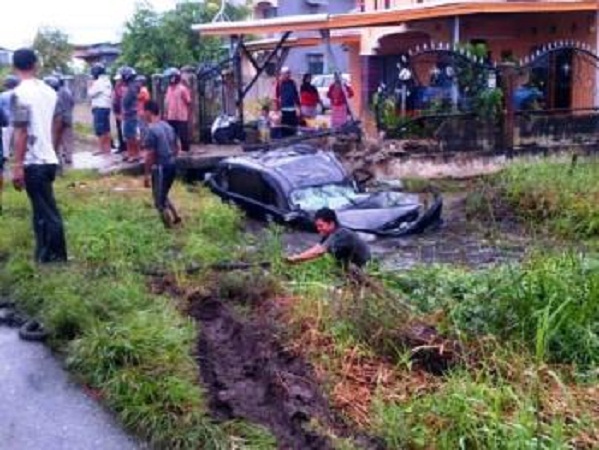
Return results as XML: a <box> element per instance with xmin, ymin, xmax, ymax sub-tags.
<box><xmin>335</xmin><ymin>192</ymin><xmax>422</xmax><ymax>232</ymax></box>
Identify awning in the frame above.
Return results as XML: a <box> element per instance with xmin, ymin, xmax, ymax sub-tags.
<box><xmin>243</xmin><ymin>32</ymin><xmax>361</xmax><ymax>52</ymax></box>
<box><xmin>193</xmin><ymin>0</ymin><xmax>597</xmax><ymax>37</ymax></box>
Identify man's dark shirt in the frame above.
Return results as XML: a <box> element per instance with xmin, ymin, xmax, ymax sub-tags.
<box><xmin>321</xmin><ymin>227</ymin><xmax>371</xmax><ymax>268</ymax></box>
<box><xmin>144</xmin><ymin>121</ymin><xmax>177</xmax><ymax>166</ymax></box>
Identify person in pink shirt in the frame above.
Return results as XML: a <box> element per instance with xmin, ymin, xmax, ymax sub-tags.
<box><xmin>163</xmin><ymin>68</ymin><xmax>191</xmax><ymax>152</ymax></box>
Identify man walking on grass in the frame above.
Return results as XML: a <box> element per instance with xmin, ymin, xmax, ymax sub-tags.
<box><xmin>142</xmin><ymin>100</ymin><xmax>182</xmax><ymax>228</ymax></box>
<box><xmin>11</xmin><ymin>48</ymin><xmax>67</xmax><ymax>263</ymax></box>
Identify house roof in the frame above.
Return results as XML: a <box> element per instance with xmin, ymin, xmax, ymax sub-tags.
<box><xmin>193</xmin><ymin>0</ymin><xmax>597</xmax><ymax>36</ymax></box>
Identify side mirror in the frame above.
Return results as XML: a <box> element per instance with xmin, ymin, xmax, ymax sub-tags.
<box><xmin>352</xmin><ymin>168</ymin><xmax>374</xmax><ymax>189</ymax></box>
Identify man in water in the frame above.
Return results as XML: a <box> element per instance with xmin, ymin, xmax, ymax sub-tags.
<box><xmin>285</xmin><ymin>208</ymin><xmax>371</xmax><ymax>269</ymax></box>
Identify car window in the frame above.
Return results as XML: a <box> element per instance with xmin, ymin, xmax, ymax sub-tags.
<box><xmin>290</xmin><ymin>183</ymin><xmax>360</xmax><ymax>211</ymax></box>
<box><xmin>227</xmin><ymin>168</ymin><xmax>280</xmax><ymax>207</ymax></box>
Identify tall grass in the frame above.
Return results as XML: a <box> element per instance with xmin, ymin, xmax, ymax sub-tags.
<box><xmin>0</xmin><ymin>172</ymin><xmax>275</xmax><ymax>449</ymax></box>
<box><xmin>469</xmin><ymin>159</ymin><xmax>599</xmax><ymax>239</ymax></box>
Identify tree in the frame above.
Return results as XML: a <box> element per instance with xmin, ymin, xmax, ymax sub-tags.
<box><xmin>119</xmin><ymin>0</ymin><xmax>249</xmax><ymax>75</ymax></box>
<box><xmin>33</xmin><ymin>27</ymin><xmax>73</xmax><ymax>75</ymax></box>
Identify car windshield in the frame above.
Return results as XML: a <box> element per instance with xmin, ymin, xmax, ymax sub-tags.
<box><xmin>290</xmin><ymin>184</ymin><xmax>360</xmax><ymax>211</ymax></box>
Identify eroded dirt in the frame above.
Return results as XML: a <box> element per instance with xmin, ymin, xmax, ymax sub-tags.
<box><xmin>189</xmin><ymin>295</ymin><xmax>341</xmax><ymax>449</ymax></box>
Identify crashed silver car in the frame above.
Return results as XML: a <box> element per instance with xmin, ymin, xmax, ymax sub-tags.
<box><xmin>207</xmin><ymin>145</ymin><xmax>442</xmax><ymax>237</ymax></box>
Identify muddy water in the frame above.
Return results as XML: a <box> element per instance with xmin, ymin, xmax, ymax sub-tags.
<box><xmin>249</xmin><ymin>194</ymin><xmax>529</xmax><ymax>271</ymax></box>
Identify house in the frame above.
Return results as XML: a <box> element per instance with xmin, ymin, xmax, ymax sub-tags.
<box><xmin>0</xmin><ymin>47</ymin><xmax>13</xmax><ymax>66</ymax></box>
<box><xmin>195</xmin><ymin>0</ymin><xmax>599</xmax><ymax>132</ymax></box>
<box><xmin>251</xmin><ymin>0</ymin><xmax>355</xmax><ymax>75</ymax></box>
<box><xmin>72</xmin><ymin>42</ymin><xmax>121</xmax><ymax>68</ymax></box>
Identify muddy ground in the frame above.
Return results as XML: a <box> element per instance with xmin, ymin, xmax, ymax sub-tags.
<box><xmin>183</xmin><ymin>290</ymin><xmax>383</xmax><ymax>450</ymax></box>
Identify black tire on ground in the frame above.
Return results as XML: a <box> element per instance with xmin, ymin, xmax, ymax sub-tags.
<box><xmin>0</xmin><ymin>300</ymin><xmax>16</xmax><ymax>309</ymax></box>
<box><xmin>19</xmin><ymin>320</ymin><xmax>49</xmax><ymax>342</ymax></box>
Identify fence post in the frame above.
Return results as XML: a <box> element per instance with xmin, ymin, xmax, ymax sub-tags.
<box><xmin>499</xmin><ymin>62</ymin><xmax>517</xmax><ymax>158</ymax></box>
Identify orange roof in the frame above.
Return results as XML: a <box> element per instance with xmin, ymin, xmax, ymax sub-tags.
<box><xmin>193</xmin><ymin>1</ymin><xmax>597</xmax><ymax>36</ymax></box>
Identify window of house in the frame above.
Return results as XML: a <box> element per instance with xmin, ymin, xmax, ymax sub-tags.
<box><xmin>307</xmin><ymin>54</ymin><xmax>325</xmax><ymax>75</ymax></box>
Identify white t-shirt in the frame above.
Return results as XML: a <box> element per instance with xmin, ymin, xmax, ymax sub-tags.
<box><xmin>11</xmin><ymin>79</ymin><xmax>59</xmax><ymax>166</ymax></box>
<box><xmin>88</xmin><ymin>75</ymin><xmax>112</xmax><ymax>109</ymax></box>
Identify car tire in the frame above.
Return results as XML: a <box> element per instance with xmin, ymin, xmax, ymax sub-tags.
<box><xmin>19</xmin><ymin>320</ymin><xmax>49</xmax><ymax>342</ymax></box>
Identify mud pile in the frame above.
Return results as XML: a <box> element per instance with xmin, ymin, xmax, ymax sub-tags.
<box><xmin>190</xmin><ymin>296</ymin><xmax>338</xmax><ymax>449</ymax></box>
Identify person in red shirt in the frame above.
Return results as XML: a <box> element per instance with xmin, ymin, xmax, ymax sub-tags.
<box><xmin>300</xmin><ymin>73</ymin><xmax>321</xmax><ymax>120</ymax></box>
<box><xmin>164</xmin><ymin>68</ymin><xmax>192</xmax><ymax>152</ymax></box>
<box><xmin>327</xmin><ymin>77</ymin><xmax>354</xmax><ymax>129</ymax></box>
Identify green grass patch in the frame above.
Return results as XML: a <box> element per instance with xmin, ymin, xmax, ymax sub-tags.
<box><xmin>466</xmin><ymin>159</ymin><xmax>599</xmax><ymax>239</ymax></box>
<box><xmin>0</xmin><ymin>172</ymin><xmax>275</xmax><ymax>449</ymax></box>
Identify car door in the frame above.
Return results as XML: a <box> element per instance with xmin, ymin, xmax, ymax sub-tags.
<box><xmin>222</xmin><ymin>167</ymin><xmax>285</xmax><ymax>220</ymax></box>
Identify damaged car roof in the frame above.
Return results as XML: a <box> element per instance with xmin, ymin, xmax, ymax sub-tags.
<box><xmin>224</xmin><ymin>145</ymin><xmax>349</xmax><ymax>192</ymax></box>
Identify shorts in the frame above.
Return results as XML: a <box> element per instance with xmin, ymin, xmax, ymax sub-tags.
<box><xmin>92</xmin><ymin>108</ymin><xmax>111</xmax><ymax>136</ymax></box>
<box><xmin>151</xmin><ymin>164</ymin><xmax>177</xmax><ymax>211</ymax></box>
<box><xmin>122</xmin><ymin>118</ymin><xmax>138</xmax><ymax>140</ymax></box>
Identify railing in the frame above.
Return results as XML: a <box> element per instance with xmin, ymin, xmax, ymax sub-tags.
<box><xmin>385</xmin><ymin>108</ymin><xmax>599</xmax><ymax>155</ymax></box>
<box><xmin>514</xmin><ymin>108</ymin><xmax>599</xmax><ymax>151</ymax></box>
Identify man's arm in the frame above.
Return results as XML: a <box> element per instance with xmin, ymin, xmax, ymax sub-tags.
<box><xmin>286</xmin><ymin>244</ymin><xmax>327</xmax><ymax>264</ymax></box>
<box><xmin>11</xmin><ymin>95</ymin><xmax>29</xmax><ymax>191</ymax></box>
<box><xmin>144</xmin><ymin>149</ymin><xmax>156</xmax><ymax>188</ymax></box>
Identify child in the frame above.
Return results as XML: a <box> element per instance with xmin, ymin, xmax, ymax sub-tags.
<box><xmin>142</xmin><ymin>100</ymin><xmax>182</xmax><ymax>228</ymax></box>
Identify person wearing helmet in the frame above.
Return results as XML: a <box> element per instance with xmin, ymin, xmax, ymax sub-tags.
<box><xmin>119</xmin><ymin>66</ymin><xmax>141</xmax><ymax>162</ymax></box>
<box><xmin>164</xmin><ymin>68</ymin><xmax>191</xmax><ymax>152</ymax></box>
<box><xmin>112</xmin><ymin>73</ymin><xmax>126</xmax><ymax>153</ymax></box>
<box><xmin>135</xmin><ymin>74</ymin><xmax>151</xmax><ymax>146</ymax></box>
<box><xmin>88</xmin><ymin>63</ymin><xmax>113</xmax><ymax>155</ymax></box>
<box><xmin>56</xmin><ymin>74</ymin><xmax>75</xmax><ymax>165</ymax></box>
<box><xmin>45</xmin><ymin>75</ymin><xmax>75</xmax><ymax>167</ymax></box>
<box><xmin>0</xmin><ymin>75</ymin><xmax>20</xmax><ymax>174</ymax></box>
<box><xmin>275</xmin><ymin>66</ymin><xmax>300</xmax><ymax>137</ymax></box>
<box><xmin>11</xmin><ymin>48</ymin><xmax>67</xmax><ymax>262</ymax></box>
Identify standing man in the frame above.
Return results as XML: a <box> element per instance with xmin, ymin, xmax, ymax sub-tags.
<box><xmin>275</xmin><ymin>67</ymin><xmax>300</xmax><ymax>137</ymax></box>
<box><xmin>45</xmin><ymin>75</ymin><xmax>75</xmax><ymax>166</ymax></box>
<box><xmin>88</xmin><ymin>63</ymin><xmax>112</xmax><ymax>155</ymax></box>
<box><xmin>119</xmin><ymin>66</ymin><xmax>141</xmax><ymax>163</ymax></box>
<box><xmin>112</xmin><ymin>73</ymin><xmax>126</xmax><ymax>154</ymax></box>
<box><xmin>285</xmin><ymin>208</ymin><xmax>370</xmax><ymax>270</ymax></box>
<box><xmin>0</xmin><ymin>75</ymin><xmax>19</xmax><ymax>212</ymax></box>
<box><xmin>0</xmin><ymin>75</ymin><xmax>19</xmax><ymax>160</ymax></box>
<box><xmin>11</xmin><ymin>48</ymin><xmax>67</xmax><ymax>263</ymax></box>
<box><xmin>142</xmin><ymin>100</ymin><xmax>181</xmax><ymax>228</ymax></box>
<box><xmin>164</xmin><ymin>68</ymin><xmax>191</xmax><ymax>153</ymax></box>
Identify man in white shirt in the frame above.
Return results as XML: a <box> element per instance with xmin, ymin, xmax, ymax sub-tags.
<box><xmin>88</xmin><ymin>63</ymin><xmax>112</xmax><ymax>155</ymax></box>
<box><xmin>11</xmin><ymin>48</ymin><xmax>67</xmax><ymax>263</ymax></box>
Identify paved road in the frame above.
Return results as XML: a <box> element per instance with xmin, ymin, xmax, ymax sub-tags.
<box><xmin>0</xmin><ymin>327</ymin><xmax>140</xmax><ymax>450</ymax></box>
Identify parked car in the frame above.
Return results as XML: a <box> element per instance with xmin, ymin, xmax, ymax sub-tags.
<box><xmin>206</xmin><ymin>145</ymin><xmax>443</xmax><ymax>237</ymax></box>
<box><xmin>311</xmin><ymin>73</ymin><xmax>351</xmax><ymax>112</ymax></box>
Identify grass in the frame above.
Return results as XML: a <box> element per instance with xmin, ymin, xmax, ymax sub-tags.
<box><xmin>466</xmin><ymin>158</ymin><xmax>599</xmax><ymax>239</ymax></box>
<box><xmin>0</xmin><ymin>171</ymin><xmax>276</xmax><ymax>449</ymax></box>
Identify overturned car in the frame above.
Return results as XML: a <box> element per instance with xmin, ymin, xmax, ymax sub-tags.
<box><xmin>206</xmin><ymin>145</ymin><xmax>442</xmax><ymax>237</ymax></box>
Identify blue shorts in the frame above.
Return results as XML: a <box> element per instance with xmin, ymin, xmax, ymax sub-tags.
<box><xmin>122</xmin><ymin>118</ymin><xmax>138</xmax><ymax>140</ymax></box>
<box><xmin>92</xmin><ymin>108</ymin><xmax>111</xmax><ymax>136</ymax></box>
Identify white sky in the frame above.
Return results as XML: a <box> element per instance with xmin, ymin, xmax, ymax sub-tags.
<box><xmin>0</xmin><ymin>0</ymin><xmax>182</xmax><ymax>49</ymax></box>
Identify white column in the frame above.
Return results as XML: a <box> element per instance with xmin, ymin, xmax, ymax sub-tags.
<box><xmin>451</xmin><ymin>16</ymin><xmax>460</xmax><ymax>110</ymax></box>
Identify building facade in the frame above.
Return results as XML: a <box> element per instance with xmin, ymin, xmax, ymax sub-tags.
<box><xmin>252</xmin><ymin>0</ymin><xmax>355</xmax><ymax>75</ymax></box>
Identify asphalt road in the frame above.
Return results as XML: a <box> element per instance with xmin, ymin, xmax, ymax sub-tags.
<box><xmin>0</xmin><ymin>327</ymin><xmax>140</xmax><ymax>450</ymax></box>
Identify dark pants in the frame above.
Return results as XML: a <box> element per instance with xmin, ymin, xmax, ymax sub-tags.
<box><xmin>168</xmin><ymin>120</ymin><xmax>190</xmax><ymax>152</ymax></box>
<box><xmin>115</xmin><ymin>118</ymin><xmax>126</xmax><ymax>152</ymax></box>
<box><xmin>151</xmin><ymin>164</ymin><xmax>177</xmax><ymax>212</ymax></box>
<box><xmin>24</xmin><ymin>164</ymin><xmax>67</xmax><ymax>263</ymax></box>
<box><xmin>281</xmin><ymin>110</ymin><xmax>298</xmax><ymax>137</ymax></box>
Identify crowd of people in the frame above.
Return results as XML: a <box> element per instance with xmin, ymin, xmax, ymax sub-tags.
<box><xmin>0</xmin><ymin>50</ymin><xmax>368</xmax><ymax>268</ymax></box>
<box><xmin>260</xmin><ymin>66</ymin><xmax>354</xmax><ymax>142</ymax></box>
<box><xmin>87</xmin><ymin>63</ymin><xmax>192</xmax><ymax>163</ymax></box>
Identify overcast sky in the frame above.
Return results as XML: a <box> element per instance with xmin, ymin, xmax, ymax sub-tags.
<box><xmin>0</xmin><ymin>0</ymin><xmax>183</xmax><ymax>49</ymax></box>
